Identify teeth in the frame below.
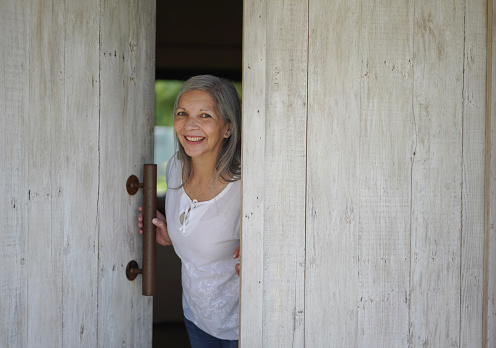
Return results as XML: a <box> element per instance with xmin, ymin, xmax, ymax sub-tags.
<box><xmin>186</xmin><ymin>136</ymin><xmax>204</xmax><ymax>142</ymax></box>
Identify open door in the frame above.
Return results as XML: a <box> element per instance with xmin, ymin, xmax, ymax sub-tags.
<box><xmin>0</xmin><ymin>1</ymin><xmax>155</xmax><ymax>346</ymax></box>
<box><xmin>98</xmin><ymin>1</ymin><xmax>156</xmax><ymax>345</ymax></box>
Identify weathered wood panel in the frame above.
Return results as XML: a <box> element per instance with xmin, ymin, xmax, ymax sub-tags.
<box><xmin>26</xmin><ymin>1</ymin><xmax>66</xmax><ymax>346</ymax></box>
<box><xmin>357</xmin><ymin>1</ymin><xmax>414</xmax><ymax>346</ymax></box>
<box><xmin>1</xmin><ymin>1</ymin><xmax>155</xmax><ymax>347</ymax></box>
<box><xmin>60</xmin><ymin>1</ymin><xmax>100</xmax><ymax>345</ymax></box>
<box><xmin>262</xmin><ymin>0</ymin><xmax>308</xmax><ymax>346</ymax></box>
<box><xmin>239</xmin><ymin>0</ymin><xmax>266</xmax><ymax>346</ymax></box>
<box><xmin>306</xmin><ymin>1</ymin><xmax>360</xmax><ymax>347</ymax></box>
<box><xmin>486</xmin><ymin>1</ymin><xmax>496</xmax><ymax>347</ymax></box>
<box><xmin>461</xmin><ymin>0</ymin><xmax>487</xmax><ymax>347</ymax></box>
<box><xmin>0</xmin><ymin>2</ymin><xmax>29</xmax><ymax>347</ymax></box>
<box><xmin>242</xmin><ymin>0</ymin><xmax>490</xmax><ymax>347</ymax></box>
<box><xmin>98</xmin><ymin>0</ymin><xmax>155</xmax><ymax>347</ymax></box>
<box><xmin>410</xmin><ymin>1</ymin><xmax>465</xmax><ymax>346</ymax></box>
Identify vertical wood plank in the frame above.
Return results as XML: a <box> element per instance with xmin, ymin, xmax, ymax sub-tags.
<box><xmin>486</xmin><ymin>1</ymin><xmax>496</xmax><ymax>346</ymax></box>
<box><xmin>357</xmin><ymin>1</ymin><xmax>414</xmax><ymax>346</ymax></box>
<box><xmin>1</xmin><ymin>0</ymin><xmax>155</xmax><ymax>346</ymax></box>
<box><xmin>60</xmin><ymin>1</ymin><xmax>100</xmax><ymax>346</ymax></box>
<box><xmin>262</xmin><ymin>0</ymin><xmax>308</xmax><ymax>346</ymax></box>
<box><xmin>306</xmin><ymin>1</ymin><xmax>360</xmax><ymax>347</ymax></box>
<box><xmin>410</xmin><ymin>1</ymin><xmax>464</xmax><ymax>346</ymax></box>
<box><xmin>461</xmin><ymin>0</ymin><xmax>487</xmax><ymax>347</ymax></box>
<box><xmin>0</xmin><ymin>2</ymin><xmax>29</xmax><ymax>347</ymax></box>
<box><xmin>98</xmin><ymin>0</ymin><xmax>155</xmax><ymax>346</ymax></box>
<box><xmin>240</xmin><ymin>0</ymin><xmax>266</xmax><ymax>346</ymax></box>
<box><xmin>26</xmin><ymin>1</ymin><xmax>65</xmax><ymax>346</ymax></box>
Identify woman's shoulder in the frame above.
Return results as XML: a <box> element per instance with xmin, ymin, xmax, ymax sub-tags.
<box><xmin>165</xmin><ymin>152</ymin><xmax>182</xmax><ymax>185</ymax></box>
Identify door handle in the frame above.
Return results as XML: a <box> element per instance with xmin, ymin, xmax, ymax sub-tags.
<box><xmin>125</xmin><ymin>164</ymin><xmax>157</xmax><ymax>296</ymax></box>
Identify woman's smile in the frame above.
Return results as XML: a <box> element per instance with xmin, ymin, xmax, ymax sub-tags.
<box><xmin>184</xmin><ymin>136</ymin><xmax>205</xmax><ymax>143</ymax></box>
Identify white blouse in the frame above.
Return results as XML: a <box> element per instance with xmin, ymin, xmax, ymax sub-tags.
<box><xmin>165</xmin><ymin>154</ymin><xmax>240</xmax><ymax>340</ymax></box>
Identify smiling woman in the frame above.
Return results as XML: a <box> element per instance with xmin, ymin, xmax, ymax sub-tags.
<box><xmin>149</xmin><ymin>75</ymin><xmax>242</xmax><ymax>348</ymax></box>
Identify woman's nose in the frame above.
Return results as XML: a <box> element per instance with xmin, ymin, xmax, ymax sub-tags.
<box><xmin>184</xmin><ymin>116</ymin><xmax>199</xmax><ymax>130</ymax></box>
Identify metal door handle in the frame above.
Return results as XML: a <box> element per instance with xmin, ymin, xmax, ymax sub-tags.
<box><xmin>125</xmin><ymin>164</ymin><xmax>157</xmax><ymax>296</ymax></box>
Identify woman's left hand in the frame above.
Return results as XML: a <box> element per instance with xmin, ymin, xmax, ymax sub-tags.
<box><xmin>233</xmin><ymin>246</ymin><xmax>240</xmax><ymax>276</ymax></box>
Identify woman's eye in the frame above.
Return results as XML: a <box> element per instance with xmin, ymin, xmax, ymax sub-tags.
<box><xmin>201</xmin><ymin>113</ymin><xmax>212</xmax><ymax>118</ymax></box>
<box><xmin>176</xmin><ymin>111</ymin><xmax>186</xmax><ymax>117</ymax></box>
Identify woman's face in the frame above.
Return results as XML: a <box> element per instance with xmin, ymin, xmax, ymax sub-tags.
<box><xmin>174</xmin><ymin>89</ymin><xmax>230</xmax><ymax>163</ymax></box>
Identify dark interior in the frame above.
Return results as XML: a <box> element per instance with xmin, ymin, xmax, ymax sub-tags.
<box><xmin>155</xmin><ymin>0</ymin><xmax>242</xmax><ymax>81</ymax></box>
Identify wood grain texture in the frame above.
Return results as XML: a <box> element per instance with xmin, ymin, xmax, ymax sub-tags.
<box><xmin>357</xmin><ymin>1</ymin><xmax>414</xmax><ymax>346</ymax></box>
<box><xmin>486</xmin><ymin>1</ymin><xmax>496</xmax><ymax>346</ymax></box>
<box><xmin>410</xmin><ymin>1</ymin><xmax>464</xmax><ymax>346</ymax></box>
<box><xmin>1</xmin><ymin>1</ymin><xmax>155</xmax><ymax>347</ymax></box>
<box><xmin>26</xmin><ymin>1</ymin><xmax>65</xmax><ymax>346</ymax></box>
<box><xmin>0</xmin><ymin>2</ymin><xmax>29</xmax><ymax>347</ymax></box>
<box><xmin>306</xmin><ymin>1</ymin><xmax>360</xmax><ymax>347</ymax></box>
<box><xmin>262</xmin><ymin>0</ymin><xmax>308</xmax><ymax>346</ymax></box>
<box><xmin>239</xmin><ymin>0</ymin><xmax>266</xmax><ymax>346</ymax></box>
<box><xmin>461</xmin><ymin>1</ymin><xmax>487</xmax><ymax>347</ymax></box>
<box><xmin>240</xmin><ymin>0</ymin><xmax>491</xmax><ymax>347</ymax></box>
<box><xmin>60</xmin><ymin>1</ymin><xmax>100</xmax><ymax>346</ymax></box>
<box><xmin>98</xmin><ymin>0</ymin><xmax>155</xmax><ymax>346</ymax></box>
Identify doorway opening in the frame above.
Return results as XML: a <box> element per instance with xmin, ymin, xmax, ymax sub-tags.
<box><xmin>153</xmin><ymin>1</ymin><xmax>242</xmax><ymax>346</ymax></box>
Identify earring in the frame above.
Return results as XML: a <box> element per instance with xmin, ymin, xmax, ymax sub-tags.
<box><xmin>225</xmin><ymin>130</ymin><xmax>231</xmax><ymax>137</ymax></box>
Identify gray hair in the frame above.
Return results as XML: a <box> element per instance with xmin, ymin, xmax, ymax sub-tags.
<box><xmin>173</xmin><ymin>75</ymin><xmax>241</xmax><ymax>183</ymax></box>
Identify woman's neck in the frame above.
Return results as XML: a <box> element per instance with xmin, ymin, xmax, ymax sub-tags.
<box><xmin>189</xmin><ymin>156</ymin><xmax>217</xmax><ymax>182</ymax></box>
<box><xmin>183</xmin><ymin>156</ymin><xmax>228</xmax><ymax>202</ymax></box>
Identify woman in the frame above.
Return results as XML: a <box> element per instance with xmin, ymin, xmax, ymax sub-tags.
<box><xmin>139</xmin><ymin>75</ymin><xmax>241</xmax><ymax>347</ymax></box>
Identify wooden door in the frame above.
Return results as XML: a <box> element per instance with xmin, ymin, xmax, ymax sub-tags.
<box><xmin>241</xmin><ymin>0</ymin><xmax>493</xmax><ymax>347</ymax></box>
<box><xmin>0</xmin><ymin>1</ymin><xmax>155</xmax><ymax>347</ymax></box>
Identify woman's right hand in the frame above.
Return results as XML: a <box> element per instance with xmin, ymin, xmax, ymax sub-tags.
<box><xmin>138</xmin><ymin>206</ymin><xmax>172</xmax><ymax>246</ymax></box>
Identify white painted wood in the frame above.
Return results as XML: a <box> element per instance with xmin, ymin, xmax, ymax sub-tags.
<box><xmin>262</xmin><ymin>1</ymin><xmax>308</xmax><ymax>347</ymax></box>
<box><xmin>239</xmin><ymin>0</ymin><xmax>266</xmax><ymax>346</ymax></box>
<box><xmin>241</xmin><ymin>0</ymin><xmax>308</xmax><ymax>346</ymax></box>
<box><xmin>0</xmin><ymin>2</ymin><xmax>29</xmax><ymax>347</ymax></box>
<box><xmin>486</xmin><ymin>1</ymin><xmax>496</xmax><ymax>346</ymax></box>
<box><xmin>356</xmin><ymin>1</ymin><xmax>414</xmax><ymax>346</ymax></box>
<box><xmin>410</xmin><ymin>1</ymin><xmax>464</xmax><ymax>346</ymax></box>
<box><xmin>241</xmin><ymin>0</ymin><xmax>490</xmax><ymax>347</ymax></box>
<box><xmin>26</xmin><ymin>1</ymin><xmax>66</xmax><ymax>346</ymax></box>
<box><xmin>306</xmin><ymin>1</ymin><xmax>360</xmax><ymax>347</ymax></box>
<box><xmin>98</xmin><ymin>0</ymin><xmax>155</xmax><ymax>346</ymax></box>
<box><xmin>60</xmin><ymin>1</ymin><xmax>100</xmax><ymax>346</ymax></box>
<box><xmin>461</xmin><ymin>1</ymin><xmax>487</xmax><ymax>347</ymax></box>
<box><xmin>0</xmin><ymin>1</ymin><xmax>155</xmax><ymax>347</ymax></box>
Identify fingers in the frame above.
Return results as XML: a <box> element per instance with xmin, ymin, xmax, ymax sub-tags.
<box><xmin>152</xmin><ymin>218</ymin><xmax>167</xmax><ymax>238</ymax></box>
<box><xmin>138</xmin><ymin>207</ymin><xmax>171</xmax><ymax>246</ymax></box>
<box><xmin>152</xmin><ymin>217</ymin><xmax>165</xmax><ymax>228</ymax></box>
<box><xmin>232</xmin><ymin>246</ymin><xmax>240</xmax><ymax>259</ymax></box>
<box><xmin>233</xmin><ymin>246</ymin><xmax>241</xmax><ymax>276</ymax></box>
<box><xmin>137</xmin><ymin>206</ymin><xmax>143</xmax><ymax>233</ymax></box>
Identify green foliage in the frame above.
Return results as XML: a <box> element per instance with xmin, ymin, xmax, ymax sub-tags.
<box><xmin>232</xmin><ymin>82</ymin><xmax>242</xmax><ymax>100</ymax></box>
<box><xmin>157</xmin><ymin>175</ymin><xmax>167</xmax><ymax>195</ymax></box>
<box><xmin>155</xmin><ymin>80</ymin><xmax>183</xmax><ymax>127</ymax></box>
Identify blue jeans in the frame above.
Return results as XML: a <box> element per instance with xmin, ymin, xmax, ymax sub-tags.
<box><xmin>184</xmin><ymin>317</ymin><xmax>238</xmax><ymax>348</ymax></box>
